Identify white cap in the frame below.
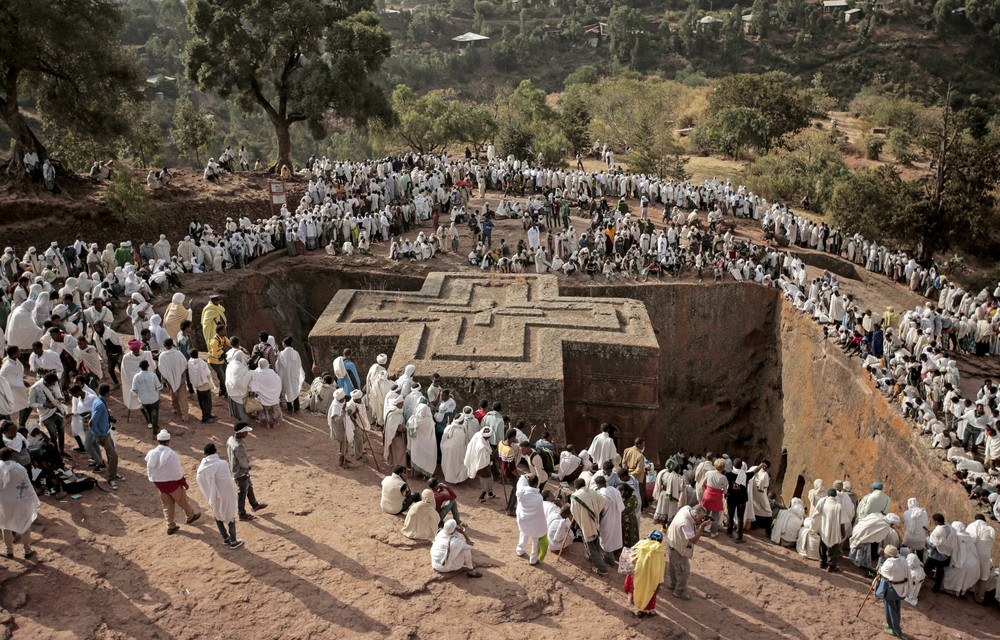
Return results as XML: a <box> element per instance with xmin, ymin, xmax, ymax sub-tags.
<box><xmin>156</xmin><ymin>429</ymin><xmax>171</xmax><ymax>441</ymax></box>
<box><xmin>235</xmin><ymin>424</ymin><xmax>253</xmax><ymax>434</ymax></box>
<box><xmin>377</xmin><ymin>354</ymin><xmax>387</xmax><ymax>365</ymax></box>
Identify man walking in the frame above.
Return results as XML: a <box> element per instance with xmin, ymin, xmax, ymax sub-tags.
<box><xmin>569</xmin><ymin>477</ymin><xmax>609</xmax><ymax>574</ymax></box>
<box><xmin>145</xmin><ymin>430</ymin><xmax>201</xmax><ymax>535</ymax></box>
<box><xmin>88</xmin><ymin>384</ymin><xmax>122</xmax><ymax>490</ymax></box>
<box><xmin>131</xmin><ymin>360</ymin><xmax>162</xmax><ymax>436</ymax></box>
<box><xmin>227</xmin><ymin>422</ymin><xmax>267</xmax><ymax>521</ymax></box>
<box><xmin>187</xmin><ymin>348</ymin><xmax>216</xmax><ymax>423</ymax></box>
<box><xmin>197</xmin><ymin>443</ymin><xmax>243</xmax><ymax>550</ymax></box>
<box><xmin>158</xmin><ymin>339</ymin><xmax>188</xmax><ymax>419</ymax></box>
<box><xmin>208</xmin><ymin>325</ymin><xmax>231</xmax><ymax>398</ymax></box>
<box><xmin>665</xmin><ymin>504</ymin><xmax>710</xmax><ymax>599</ymax></box>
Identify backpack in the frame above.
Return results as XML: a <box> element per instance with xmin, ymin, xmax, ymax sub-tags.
<box><xmin>248</xmin><ymin>345</ymin><xmax>264</xmax><ymax>370</ymax></box>
<box><xmin>536</xmin><ymin>448</ymin><xmax>556</xmax><ymax>475</ymax></box>
<box><xmin>62</xmin><ymin>473</ymin><xmax>96</xmax><ymax>494</ymax></box>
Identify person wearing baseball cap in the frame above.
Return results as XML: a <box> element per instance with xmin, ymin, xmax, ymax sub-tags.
<box><xmin>227</xmin><ymin>422</ymin><xmax>267</xmax><ymax>520</ymax></box>
<box><xmin>145</xmin><ymin>430</ymin><xmax>201</xmax><ymax>535</ymax></box>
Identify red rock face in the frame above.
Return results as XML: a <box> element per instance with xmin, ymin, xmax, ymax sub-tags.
<box><xmin>198</xmin><ymin>260</ymin><xmax>990</xmax><ymax>555</ymax></box>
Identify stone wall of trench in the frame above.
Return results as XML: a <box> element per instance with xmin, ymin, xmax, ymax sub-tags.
<box><xmin>777</xmin><ymin>305</ymin><xmax>983</xmax><ymax>530</ymax></box>
<box><xmin>205</xmin><ymin>263</ymin><xmax>984</xmax><ymax>546</ymax></box>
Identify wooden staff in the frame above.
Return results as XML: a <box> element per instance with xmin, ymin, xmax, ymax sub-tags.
<box><xmin>556</xmin><ymin>516</ymin><xmax>576</xmax><ymax>562</ymax></box>
<box><xmin>856</xmin><ymin>575</ymin><xmax>880</xmax><ymax>618</ymax></box>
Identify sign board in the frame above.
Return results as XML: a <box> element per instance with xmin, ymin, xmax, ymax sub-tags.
<box><xmin>269</xmin><ymin>181</ymin><xmax>286</xmax><ymax>206</ymax></box>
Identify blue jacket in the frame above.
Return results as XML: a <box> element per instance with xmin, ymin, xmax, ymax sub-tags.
<box><xmin>91</xmin><ymin>396</ymin><xmax>111</xmax><ymax>437</ymax></box>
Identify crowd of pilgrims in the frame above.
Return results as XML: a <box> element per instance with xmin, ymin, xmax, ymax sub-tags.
<box><xmin>1</xmin><ymin>151</ymin><xmax>998</xmax><ymax>506</ymax></box>
<box><xmin>351</xmin><ymin>350</ymin><xmax>1000</xmax><ymax>627</ymax></box>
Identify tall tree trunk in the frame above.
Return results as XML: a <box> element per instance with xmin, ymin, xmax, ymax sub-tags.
<box><xmin>273</xmin><ymin>117</ymin><xmax>293</xmax><ymax>176</ymax></box>
<box><xmin>2</xmin><ymin>69</ymin><xmax>46</xmax><ymax>176</ymax></box>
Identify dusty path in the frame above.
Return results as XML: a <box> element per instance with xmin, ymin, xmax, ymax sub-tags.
<box><xmin>6</xmin><ymin>390</ymin><xmax>999</xmax><ymax>640</ymax></box>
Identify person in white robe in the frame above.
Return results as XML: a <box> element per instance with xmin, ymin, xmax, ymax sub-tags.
<box><xmin>545</xmin><ymin>501</ymin><xmax>573</xmax><ymax>552</ymax></box>
<box><xmin>365</xmin><ymin>354</ymin><xmax>387</xmax><ymax>398</ymax></box>
<box><xmin>652</xmin><ymin>458</ymin><xmax>685</xmax><ymax>528</ymax></box>
<box><xmin>430</xmin><ymin>520</ymin><xmax>481</xmax><ymax>577</ymax></box>
<box><xmin>397</xmin><ymin>364</ymin><xmax>416</xmax><ymax>398</ymax></box>
<box><xmin>121</xmin><ymin>340</ymin><xmax>155</xmax><ymax>415</ymax></box>
<box><xmin>407</xmin><ymin>400</ymin><xmax>437</xmax><ymax>479</ymax></box>
<box><xmin>943</xmin><ymin>522</ymin><xmax>981</xmax><ymax>596</ymax></box>
<box><xmin>515</xmin><ymin>474</ymin><xmax>549</xmax><ymax>565</ymax></box>
<box><xmin>5</xmin><ymin>300</ymin><xmax>42</xmax><ymax>351</ymax></box>
<box><xmin>903</xmin><ymin>553</ymin><xmax>925</xmax><ymax>606</ymax></box>
<box><xmin>596</xmin><ymin>478</ymin><xmax>625</xmax><ymax>560</ymax></box>
<box><xmin>966</xmin><ymin>515</ymin><xmax>995</xmax><ymax>602</ymax></box>
<box><xmin>771</xmin><ymin>498</ymin><xmax>805</xmax><ymax>546</ymax></box>
<box><xmin>402</xmin><ymin>489</ymin><xmax>438</xmax><ymax>541</ymax></box>
<box><xmin>796</xmin><ymin>517</ymin><xmax>821</xmax><ymax>560</ymax></box>
<box><xmin>275</xmin><ymin>338</ymin><xmax>306</xmax><ymax>413</ymax></box>
<box><xmin>901</xmin><ymin>498</ymin><xmax>927</xmax><ymax>555</ymax></box>
<box><xmin>403</xmin><ymin>383</ymin><xmax>424</xmax><ymax>422</ymax></box>
<box><xmin>814</xmin><ymin>488</ymin><xmax>846</xmax><ymax>571</ymax></box>
<box><xmin>0</xmin><ymin>354</ymin><xmax>29</xmax><ymax>422</ymax></box>
<box><xmin>249</xmin><ymin>360</ymin><xmax>283</xmax><ymax>429</ymax></box>
<box><xmin>158</xmin><ymin>340</ymin><xmax>188</xmax><ymax>417</ymax></box>
<box><xmin>196</xmin><ymin>443</ymin><xmax>242</xmax><ymax>549</ymax></box>
<box><xmin>0</xmin><ymin>451</ymin><xmax>39</xmax><ymax>558</ymax></box>
<box><xmin>588</xmin><ymin>425</ymin><xmax>617</xmax><ymax>468</ymax></box>
<box><xmin>464</xmin><ymin>427</ymin><xmax>495</xmax><ymax>500</ymax></box>
<box><xmin>440</xmin><ymin>419</ymin><xmax>469</xmax><ymax>484</ymax></box>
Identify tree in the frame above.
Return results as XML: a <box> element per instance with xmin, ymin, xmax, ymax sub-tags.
<box><xmin>918</xmin><ymin>89</ymin><xmax>1000</xmax><ymax>257</ymax></box>
<box><xmin>184</xmin><ymin>0</ymin><xmax>393</xmax><ymax>172</ymax></box>
<box><xmin>557</xmin><ymin>90</ymin><xmax>592</xmax><ymax>156</ymax></box>
<box><xmin>392</xmin><ymin>86</ymin><xmax>494</xmax><ymax>154</ymax></box>
<box><xmin>608</xmin><ymin>5</ymin><xmax>646</xmax><ymax>68</ymax></box>
<box><xmin>721</xmin><ymin>6</ymin><xmax>745</xmax><ymax>63</ymax></box>
<box><xmin>584</xmin><ymin>76</ymin><xmax>686</xmax><ymax>178</ymax></box>
<box><xmin>828</xmin><ymin>166</ymin><xmax>926</xmax><ymax>247</ymax></box>
<box><xmin>708</xmin><ymin>72</ymin><xmax>814</xmax><ymax>142</ymax></box>
<box><xmin>0</xmin><ymin>0</ymin><xmax>143</xmax><ymax>174</ymax></box>
<box><xmin>171</xmin><ymin>97</ymin><xmax>217</xmax><ymax>167</ymax></box>
<box><xmin>706</xmin><ymin>107</ymin><xmax>771</xmax><ymax>158</ymax></box>
<box><xmin>104</xmin><ymin>170</ymin><xmax>161</xmax><ymax>225</ymax></box>
<box><xmin>123</xmin><ymin>105</ymin><xmax>164</xmax><ymax>169</ymax></box>
<box><xmin>750</xmin><ymin>0</ymin><xmax>772</xmax><ymax>36</ymax></box>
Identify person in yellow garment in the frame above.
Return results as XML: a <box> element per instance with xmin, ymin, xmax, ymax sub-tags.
<box><xmin>624</xmin><ymin>530</ymin><xmax>666</xmax><ymax>617</ymax></box>
<box><xmin>200</xmin><ymin>294</ymin><xmax>226</xmax><ymax>349</ymax></box>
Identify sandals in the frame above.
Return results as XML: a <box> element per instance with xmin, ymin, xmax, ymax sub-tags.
<box><xmin>466</xmin><ymin>570</ymin><xmax>482</xmax><ymax>578</ymax></box>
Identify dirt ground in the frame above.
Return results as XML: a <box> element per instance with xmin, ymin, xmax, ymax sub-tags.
<box><xmin>5</xmin><ymin>199</ymin><xmax>1000</xmax><ymax>640</ymax></box>
<box><xmin>5</xmin><ymin>382</ymin><xmax>998</xmax><ymax>640</ymax></box>
<box><xmin>3</xmin><ymin>168</ymin><xmax>999</xmax><ymax>639</ymax></box>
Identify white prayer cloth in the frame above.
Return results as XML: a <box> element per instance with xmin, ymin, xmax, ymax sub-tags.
<box><xmin>121</xmin><ymin>350</ymin><xmax>155</xmax><ymax>411</ymax></box>
<box><xmin>249</xmin><ymin>362</ymin><xmax>282</xmax><ymax>407</ymax></box>
<box><xmin>196</xmin><ymin>453</ymin><xmax>238</xmax><ymax>523</ymax></box>
<box><xmin>275</xmin><ymin>347</ymin><xmax>305</xmax><ymax>404</ymax></box>
<box><xmin>440</xmin><ymin>421</ymin><xmax>469</xmax><ymax>484</ymax></box>
<box><xmin>406</xmin><ymin>404</ymin><xmax>437</xmax><ymax>477</ymax></box>
<box><xmin>597</xmin><ymin>486</ymin><xmax>625</xmax><ymax>553</ymax></box>
<box><xmin>464</xmin><ymin>428</ymin><xmax>492</xmax><ymax>478</ymax></box>
<box><xmin>0</xmin><ymin>460</ymin><xmax>39</xmax><ymax>533</ymax></box>
<box><xmin>587</xmin><ymin>432</ymin><xmax>617</xmax><ymax>468</ymax></box>
<box><xmin>516</xmin><ymin>476</ymin><xmax>548</xmax><ymax>538</ymax></box>
<box><xmin>157</xmin><ymin>349</ymin><xmax>188</xmax><ymax>392</ymax></box>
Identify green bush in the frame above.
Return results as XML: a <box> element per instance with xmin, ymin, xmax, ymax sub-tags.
<box><xmin>104</xmin><ymin>171</ymin><xmax>161</xmax><ymax>225</ymax></box>
<box><xmin>864</xmin><ymin>133</ymin><xmax>884</xmax><ymax>160</ymax></box>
